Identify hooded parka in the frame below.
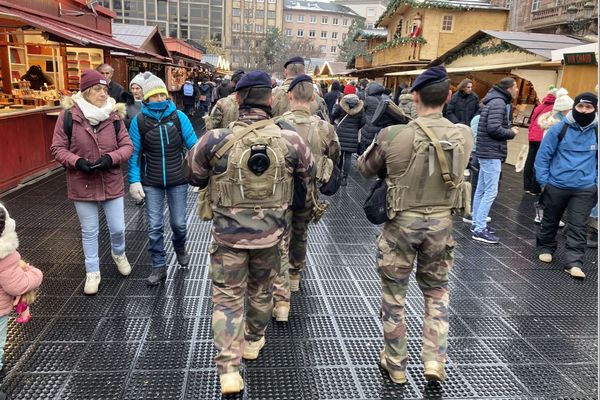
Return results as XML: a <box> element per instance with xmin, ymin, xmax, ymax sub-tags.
<box><xmin>331</xmin><ymin>94</ymin><xmax>366</xmax><ymax>153</ymax></box>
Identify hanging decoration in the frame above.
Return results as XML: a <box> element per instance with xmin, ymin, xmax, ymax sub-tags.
<box><xmin>369</xmin><ymin>36</ymin><xmax>427</xmax><ymax>54</ymax></box>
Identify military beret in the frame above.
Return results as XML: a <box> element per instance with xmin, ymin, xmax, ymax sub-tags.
<box><xmin>284</xmin><ymin>56</ymin><xmax>304</xmax><ymax>69</ymax></box>
<box><xmin>231</xmin><ymin>69</ymin><xmax>245</xmax><ymax>82</ymax></box>
<box><xmin>235</xmin><ymin>70</ymin><xmax>272</xmax><ymax>91</ymax></box>
<box><xmin>410</xmin><ymin>65</ymin><xmax>449</xmax><ymax>92</ymax></box>
<box><xmin>287</xmin><ymin>74</ymin><xmax>313</xmax><ymax>92</ymax></box>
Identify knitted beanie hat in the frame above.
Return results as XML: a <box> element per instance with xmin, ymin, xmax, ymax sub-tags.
<box><xmin>553</xmin><ymin>88</ymin><xmax>574</xmax><ymax>112</ymax></box>
<box><xmin>140</xmin><ymin>72</ymin><xmax>168</xmax><ymax>101</ymax></box>
<box><xmin>129</xmin><ymin>73</ymin><xmax>145</xmax><ymax>90</ymax></box>
<box><xmin>343</xmin><ymin>85</ymin><xmax>357</xmax><ymax>95</ymax></box>
<box><xmin>80</xmin><ymin>69</ymin><xmax>108</xmax><ymax>92</ymax></box>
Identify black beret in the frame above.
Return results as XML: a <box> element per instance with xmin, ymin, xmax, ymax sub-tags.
<box><xmin>287</xmin><ymin>74</ymin><xmax>313</xmax><ymax>92</ymax></box>
<box><xmin>231</xmin><ymin>69</ymin><xmax>245</xmax><ymax>82</ymax></box>
<box><xmin>235</xmin><ymin>70</ymin><xmax>272</xmax><ymax>91</ymax></box>
<box><xmin>410</xmin><ymin>65</ymin><xmax>449</xmax><ymax>92</ymax></box>
<box><xmin>284</xmin><ymin>56</ymin><xmax>305</xmax><ymax>69</ymax></box>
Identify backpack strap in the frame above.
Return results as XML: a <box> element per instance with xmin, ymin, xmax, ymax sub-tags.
<box><xmin>557</xmin><ymin>122</ymin><xmax>569</xmax><ymax>143</ymax></box>
<box><xmin>413</xmin><ymin>119</ymin><xmax>455</xmax><ymax>189</ymax></box>
<box><xmin>64</xmin><ymin>109</ymin><xmax>73</xmax><ymax>149</ymax></box>
<box><xmin>210</xmin><ymin>119</ymin><xmax>274</xmax><ymax>167</ymax></box>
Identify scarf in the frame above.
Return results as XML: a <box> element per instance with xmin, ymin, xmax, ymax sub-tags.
<box><xmin>72</xmin><ymin>92</ymin><xmax>116</xmax><ymax>126</ymax></box>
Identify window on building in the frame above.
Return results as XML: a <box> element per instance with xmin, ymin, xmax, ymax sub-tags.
<box><xmin>268</xmin><ymin>11</ymin><xmax>276</xmax><ymax>18</ymax></box>
<box><xmin>342</xmin><ymin>33</ymin><xmax>347</xmax><ymax>40</ymax></box>
<box><xmin>233</xmin><ymin>8</ymin><xmax>240</xmax><ymax>16</ymax></box>
<box><xmin>332</xmin><ymin>17</ymin><xmax>339</xmax><ymax>25</ymax></box>
<box><xmin>441</xmin><ymin>15</ymin><xmax>453</xmax><ymax>32</ymax></box>
<box><xmin>531</xmin><ymin>0</ymin><xmax>540</xmax><ymax>11</ymax></box>
<box><xmin>310</xmin><ymin>15</ymin><xmax>317</xmax><ymax>23</ymax></box>
<box><xmin>256</xmin><ymin>10</ymin><xmax>265</xmax><ymax>17</ymax></box>
<box><xmin>233</xmin><ymin>23</ymin><xmax>240</xmax><ymax>31</ymax></box>
<box><xmin>367</xmin><ymin>8</ymin><xmax>375</xmax><ymax>16</ymax></box>
<box><xmin>297</xmin><ymin>29</ymin><xmax>304</xmax><ymax>37</ymax></box>
<box><xmin>309</xmin><ymin>30</ymin><xmax>316</xmax><ymax>38</ymax></box>
<box><xmin>233</xmin><ymin>38</ymin><xmax>241</xmax><ymax>47</ymax></box>
<box><xmin>285</xmin><ymin>14</ymin><xmax>292</xmax><ymax>22</ymax></box>
<box><xmin>320</xmin><ymin>31</ymin><xmax>327</xmax><ymax>38</ymax></box>
<box><xmin>257</xmin><ymin>0</ymin><xmax>264</xmax><ymax>2</ymax></box>
<box><xmin>256</xmin><ymin>40</ymin><xmax>263</xmax><ymax>47</ymax></box>
<box><xmin>343</xmin><ymin>18</ymin><xmax>348</xmax><ymax>26</ymax></box>
<box><xmin>321</xmin><ymin>16</ymin><xmax>328</xmax><ymax>24</ymax></box>
<box><xmin>319</xmin><ymin>45</ymin><xmax>326</xmax><ymax>53</ymax></box>
<box><xmin>268</xmin><ymin>0</ymin><xmax>276</xmax><ymax>3</ymax></box>
<box><xmin>256</xmin><ymin>24</ymin><xmax>263</xmax><ymax>33</ymax></box>
<box><xmin>554</xmin><ymin>0</ymin><xmax>563</xmax><ymax>5</ymax></box>
<box><xmin>505</xmin><ymin>0</ymin><xmax>513</xmax><ymax>7</ymax></box>
<box><xmin>245</xmin><ymin>9</ymin><xmax>253</xmax><ymax>17</ymax></box>
<box><xmin>330</xmin><ymin>46</ymin><xmax>337</xmax><ymax>53</ymax></box>
<box><xmin>244</xmin><ymin>24</ymin><xmax>253</xmax><ymax>32</ymax></box>
<box><xmin>367</xmin><ymin>23</ymin><xmax>374</xmax><ymax>29</ymax></box>
<box><xmin>331</xmin><ymin>32</ymin><xmax>338</xmax><ymax>39</ymax></box>
<box><xmin>285</xmin><ymin>28</ymin><xmax>292</xmax><ymax>36</ymax></box>
<box><xmin>298</xmin><ymin>15</ymin><xmax>304</xmax><ymax>22</ymax></box>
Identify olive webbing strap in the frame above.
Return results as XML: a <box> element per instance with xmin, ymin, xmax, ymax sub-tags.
<box><xmin>210</xmin><ymin>119</ymin><xmax>274</xmax><ymax>167</ymax></box>
<box><xmin>412</xmin><ymin>119</ymin><xmax>455</xmax><ymax>189</ymax></box>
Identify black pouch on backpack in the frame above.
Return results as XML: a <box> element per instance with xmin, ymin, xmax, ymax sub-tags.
<box><xmin>319</xmin><ymin>165</ymin><xmax>342</xmax><ymax>196</ymax></box>
<box><xmin>363</xmin><ymin>178</ymin><xmax>389</xmax><ymax>224</ymax></box>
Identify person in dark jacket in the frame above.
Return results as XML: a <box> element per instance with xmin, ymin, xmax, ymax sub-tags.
<box><xmin>445</xmin><ymin>78</ymin><xmax>480</xmax><ymax>125</ymax></box>
<box><xmin>181</xmin><ymin>77</ymin><xmax>199</xmax><ymax>116</ymax></box>
<box><xmin>198</xmin><ymin>77</ymin><xmax>213</xmax><ymax>117</ymax></box>
<box><xmin>523</xmin><ymin>87</ymin><xmax>557</xmax><ymax>194</ymax></box>
<box><xmin>359</xmin><ymin>82</ymin><xmax>386</xmax><ymax>154</ymax></box>
<box><xmin>356</xmin><ymin>79</ymin><xmax>368</xmax><ymax>100</ymax></box>
<box><xmin>127</xmin><ymin>72</ymin><xmax>198</xmax><ymax>286</ymax></box>
<box><xmin>123</xmin><ymin>73</ymin><xmax>145</xmax><ymax>130</ymax></box>
<box><xmin>97</xmin><ymin>64</ymin><xmax>125</xmax><ymax>102</ymax></box>
<box><xmin>324</xmin><ymin>80</ymin><xmax>343</xmax><ymax>122</ymax></box>
<box><xmin>331</xmin><ymin>93</ymin><xmax>366</xmax><ymax>185</ymax></box>
<box><xmin>20</xmin><ymin>65</ymin><xmax>53</xmax><ymax>90</ymax></box>
<box><xmin>471</xmin><ymin>77</ymin><xmax>519</xmax><ymax>244</ymax></box>
<box><xmin>535</xmin><ymin>92</ymin><xmax>598</xmax><ymax>279</ymax></box>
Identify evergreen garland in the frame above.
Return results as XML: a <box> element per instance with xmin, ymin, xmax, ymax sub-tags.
<box><xmin>443</xmin><ymin>37</ymin><xmax>527</xmax><ymax>64</ymax></box>
<box><xmin>376</xmin><ymin>0</ymin><xmax>475</xmax><ymax>27</ymax></box>
<box><xmin>369</xmin><ymin>36</ymin><xmax>427</xmax><ymax>53</ymax></box>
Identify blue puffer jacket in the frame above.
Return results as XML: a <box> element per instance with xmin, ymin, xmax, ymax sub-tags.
<box><xmin>535</xmin><ymin>112</ymin><xmax>598</xmax><ymax>190</ymax></box>
<box><xmin>128</xmin><ymin>100</ymin><xmax>197</xmax><ymax>187</ymax></box>
<box><xmin>476</xmin><ymin>86</ymin><xmax>516</xmax><ymax>161</ymax></box>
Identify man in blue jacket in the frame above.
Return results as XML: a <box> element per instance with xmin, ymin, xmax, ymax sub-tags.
<box><xmin>535</xmin><ymin>92</ymin><xmax>598</xmax><ymax>279</ymax></box>
<box><xmin>471</xmin><ymin>77</ymin><xmax>519</xmax><ymax>244</ymax></box>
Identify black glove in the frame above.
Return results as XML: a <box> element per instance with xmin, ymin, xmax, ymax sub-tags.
<box><xmin>75</xmin><ymin>158</ymin><xmax>94</xmax><ymax>174</ymax></box>
<box><xmin>92</xmin><ymin>155</ymin><xmax>113</xmax><ymax>171</ymax></box>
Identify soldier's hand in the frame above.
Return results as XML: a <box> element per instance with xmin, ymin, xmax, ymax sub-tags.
<box><xmin>511</xmin><ymin>126</ymin><xmax>519</xmax><ymax>135</ymax></box>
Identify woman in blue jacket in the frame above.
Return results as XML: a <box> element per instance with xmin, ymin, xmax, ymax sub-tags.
<box><xmin>128</xmin><ymin>72</ymin><xmax>198</xmax><ymax>285</ymax></box>
<box><xmin>535</xmin><ymin>92</ymin><xmax>598</xmax><ymax>279</ymax></box>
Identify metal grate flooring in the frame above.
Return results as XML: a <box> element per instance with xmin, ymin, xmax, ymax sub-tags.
<box><xmin>0</xmin><ymin>163</ymin><xmax>596</xmax><ymax>399</ymax></box>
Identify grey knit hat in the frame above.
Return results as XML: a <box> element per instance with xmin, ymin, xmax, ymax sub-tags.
<box><xmin>129</xmin><ymin>73</ymin><xmax>145</xmax><ymax>90</ymax></box>
<box><xmin>140</xmin><ymin>72</ymin><xmax>168</xmax><ymax>101</ymax></box>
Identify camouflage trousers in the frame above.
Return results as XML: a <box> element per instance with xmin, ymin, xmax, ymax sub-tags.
<box><xmin>208</xmin><ymin>241</ymin><xmax>281</xmax><ymax>374</ymax></box>
<box><xmin>273</xmin><ymin>205</ymin><xmax>312</xmax><ymax>303</ymax></box>
<box><xmin>377</xmin><ymin>212</ymin><xmax>454</xmax><ymax>373</ymax></box>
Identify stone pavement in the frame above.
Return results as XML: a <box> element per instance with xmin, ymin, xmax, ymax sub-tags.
<box><xmin>0</xmin><ymin>163</ymin><xmax>596</xmax><ymax>399</ymax></box>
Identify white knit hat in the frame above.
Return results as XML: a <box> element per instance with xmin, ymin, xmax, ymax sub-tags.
<box><xmin>553</xmin><ymin>88</ymin><xmax>574</xmax><ymax>112</ymax></box>
<box><xmin>129</xmin><ymin>73</ymin><xmax>145</xmax><ymax>90</ymax></box>
<box><xmin>140</xmin><ymin>72</ymin><xmax>168</xmax><ymax>101</ymax></box>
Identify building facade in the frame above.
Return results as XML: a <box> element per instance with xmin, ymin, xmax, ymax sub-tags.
<box><xmin>283</xmin><ymin>1</ymin><xmax>364</xmax><ymax>63</ymax></box>
<box><xmin>224</xmin><ymin>0</ymin><xmax>285</xmax><ymax>69</ymax></box>
<box><xmin>332</xmin><ymin>0</ymin><xmax>388</xmax><ymax>29</ymax></box>
<box><xmin>97</xmin><ymin>0</ymin><xmax>224</xmax><ymax>45</ymax></box>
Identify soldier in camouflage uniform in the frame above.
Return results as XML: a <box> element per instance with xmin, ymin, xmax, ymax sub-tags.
<box><xmin>272</xmin><ymin>56</ymin><xmax>329</xmax><ymax>120</ymax></box>
<box><xmin>184</xmin><ymin>70</ymin><xmax>314</xmax><ymax>395</ymax></box>
<box><xmin>272</xmin><ymin>75</ymin><xmax>340</xmax><ymax>321</ymax></box>
<box><xmin>357</xmin><ymin>66</ymin><xmax>473</xmax><ymax>385</ymax></box>
<box><xmin>203</xmin><ymin>69</ymin><xmax>245</xmax><ymax>130</ymax></box>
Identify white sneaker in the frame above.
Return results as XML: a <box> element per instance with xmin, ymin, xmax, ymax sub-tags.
<box><xmin>84</xmin><ymin>271</ymin><xmax>101</xmax><ymax>295</ymax></box>
<box><xmin>112</xmin><ymin>251</ymin><xmax>132</xmax><ymax>276</ymax></box>
<box><xmin>462</xmin><ymin>216</ymin><xmax>491</xmax><ymax>224</ymax></box>
<box><xmin>559</xmin><ymin>220</ymin><xmax>566</xmax><ymax>228</ymax></box>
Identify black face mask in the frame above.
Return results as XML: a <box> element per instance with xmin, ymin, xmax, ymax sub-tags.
<box><xmin>572</xmin><ymin>109</ymin><xmax>596</xmax><ymax>127</ymax></box>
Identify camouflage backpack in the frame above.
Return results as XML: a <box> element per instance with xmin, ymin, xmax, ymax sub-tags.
<box><xmin>208</xmin><ymin>119</ymin><xmax>292</xmax><ymax>209</ymax></box>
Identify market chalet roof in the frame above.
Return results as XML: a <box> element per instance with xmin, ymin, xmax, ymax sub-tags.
<box><xmin>284</xmin><ymin>0</ymin><xmax>362</xmax><ymax>18</ymax></box>
<box><xmin>354</xmin><ymin>28</ymin><xmax>388</xmax><ymax>41</ymax></box>
<box><xmin>112</xmin><ymin>23</ymin><xmax>171</xmax><ymax>60</ymax></box>
<box><xmin>429</xmin><ymin>30</ymin><xmax>589</xmax><ymax>66</ymax></box>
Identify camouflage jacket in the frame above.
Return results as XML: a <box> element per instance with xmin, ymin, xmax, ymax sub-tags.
<box><xmin>184</xmin><ymin>108</ymin><xmax>315</xmax><ymax>249</ymax></box>
<box><xmin>204</xmin><ymin>93</ymin><xmax>239</xmax><ymax>130</ymax></box>
<box><xmin>272</xmin><ymin>78</ymin><xmax>329</xmax><ymax>121</ymax></box>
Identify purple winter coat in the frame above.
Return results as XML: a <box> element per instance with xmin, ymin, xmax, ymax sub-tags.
<box><xmin>50</xmin><ymin>98</ymin><xmax>133</xmax><ymax>201</ymax></box>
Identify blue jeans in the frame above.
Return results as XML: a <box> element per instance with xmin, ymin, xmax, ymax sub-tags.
<box><xmin>74</xmin><ymin>198</ymin><xmax>126</xmax><ymax>273</ymax></box>
<box><xmin>472</xmin><ymin>159</ymin><xmax>502</xmax><ymax>232</ymax></box>
<box><xmin>0</xmin><ymin>315</ymin><xmax>6</xmax><ymax>369</ymax></box>
<box><xmin>143</xmin><ymin>184</ymin><xmax>188</xmax><ymax>268</ymax></box>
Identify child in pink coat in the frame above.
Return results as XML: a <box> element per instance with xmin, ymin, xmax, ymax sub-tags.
<box><xmin>0</xmin><ymin>203</ymin><xmax>43</xmax><ymax>369</ymax></box>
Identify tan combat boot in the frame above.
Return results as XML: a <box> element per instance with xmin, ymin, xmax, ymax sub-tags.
<box><xmin>220</xmin><ymin>372</ymin><xmax>244</xmax><ymax>395</ymax></box>
<box><xmin>272</xmin><ymin>301</ymin><xmax>290</xmax><ymax>322</ymax></box>
<box><xmin>424</xmin><ymin>361</ymin><xmax>446</xmax><ymax>382</ymax></box>
<box><xmin>289</xmin><ymin>272</ymin><xmax>300</xmax><ymax>292</ymax></box>
<box><xmin>379</xmin><ymin>350</ymin><xmax>407</xmax><ymax>384</ymax></box>
<box><xmin>243</xmin><ymin>336</ymin><xmax>266</xmax><ymax>360</ymax></box>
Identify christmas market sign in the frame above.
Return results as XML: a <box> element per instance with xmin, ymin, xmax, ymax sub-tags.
<box><xmin>563</xmin><ymin>52</ymin><xmax>597</xmax><ymax>65</ymax></box>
